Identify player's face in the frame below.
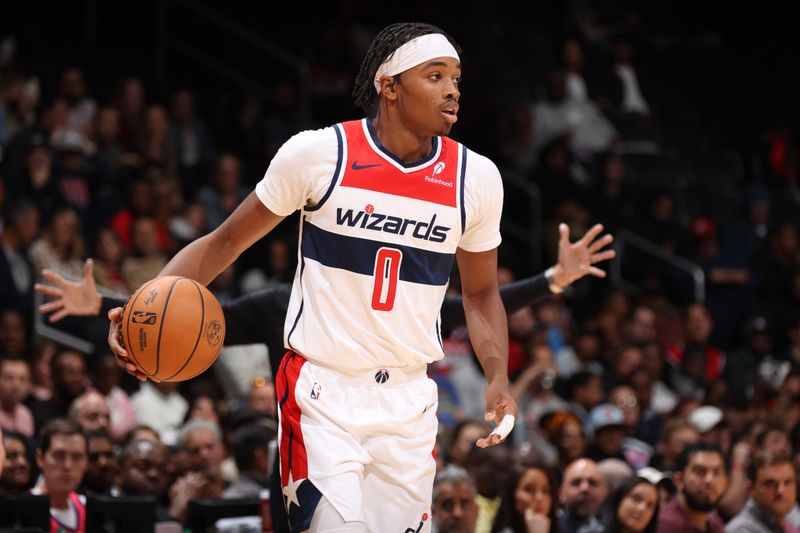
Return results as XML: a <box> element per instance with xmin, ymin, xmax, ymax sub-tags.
<box><xmin>396</xmin><ymin>57</ymin><xmax>461</xmax><ymax>136</ymax></box>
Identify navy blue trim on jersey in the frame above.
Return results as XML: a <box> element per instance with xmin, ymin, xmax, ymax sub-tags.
<box><xmin>278</xmin><ymin>352</ymin><xmax>296</xmax><ymax>408</ymax></box>
<box><xmin>287</xmin><ymin>239</ymin><xmax>307</xmax><ymax>350</ymax></box>
<box><xmin>286</xmin><ymin>479</ymin><xmax>323</xmax><ymax>533</ymax></box>
<box><xmin>459</xmin><ymin>145</ymin><xmax>467</xmax><ymax>233</ymax></box>
<box><xmin>365</xmin><ymin>118</ymin><xmax>440</xmax><ymax>169</ymax></box>
<box><xmin>305</xmin><ymin>124</ymin><xmax>344</xmax><ymax>213</ymax></box>
<box><xmin>302</xmin><ymin>222</ymin><xmax>455</xmax><ymax>286</ymax></box>
<box><xmin>435</xmin><ymin>317</ymin><xmax>443</xmax><ymax>349</ymax></box>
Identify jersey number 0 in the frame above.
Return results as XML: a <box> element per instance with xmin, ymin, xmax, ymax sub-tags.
<box><xmin>371</xmin><ymin>247</ymin><xmax>402</xmax><ymax>311</ymax></box>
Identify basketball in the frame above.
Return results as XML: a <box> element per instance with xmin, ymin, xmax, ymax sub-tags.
<box><xmin>120</xmin><ymin>276</ymin><xmax>225</xmax><ymax>382</ymax></box>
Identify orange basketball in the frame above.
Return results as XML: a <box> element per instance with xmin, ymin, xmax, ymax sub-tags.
<box><xmin>120</xmin><ymin>276</ymin><xmax>225</xmax><ymax>382</ymax></box>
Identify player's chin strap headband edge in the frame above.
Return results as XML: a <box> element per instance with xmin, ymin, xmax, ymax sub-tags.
<box><xmin>373</xmin><ymin>33</ymin><xmax>460</xmax><ymax>93</ymax></box>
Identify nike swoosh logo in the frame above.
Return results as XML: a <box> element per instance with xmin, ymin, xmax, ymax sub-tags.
<box><xmin>351</xmin><ymin>161</ymin><xmax>382</xmax><ymax>171</ymax></box>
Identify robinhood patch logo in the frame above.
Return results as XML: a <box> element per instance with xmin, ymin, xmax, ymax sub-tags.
<box><xmin>424</xmin><ymin>161</ymin><xmax>452</xmax><ymax>187</ymax></box>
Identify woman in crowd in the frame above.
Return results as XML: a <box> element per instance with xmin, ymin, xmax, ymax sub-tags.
<box><xmin>0</xmin><ymin>430</ymin><xmax>34</xmax><ymax>495</ymax></box>
<box><xmin>601</xmin><ymin>475</ymin><xmax>660</xmax><ymax>533</ymax></box>
<box><xmin>491</xmin><ymin>462</ymin><xmax>560</xmax><ymax>533</ymax></box>
<box><xmin>28</xmin><ymin>206</ymin><xmax>85</xmax><ymax>279</ymax></box>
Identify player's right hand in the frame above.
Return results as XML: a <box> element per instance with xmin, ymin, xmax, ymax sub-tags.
<box><xmin>107</xmin><ymin>307</ymin><xmax>150</xmax><ymax>382</ymax></box>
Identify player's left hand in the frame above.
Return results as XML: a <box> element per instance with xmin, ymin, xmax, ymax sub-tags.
<box><xmin>477</xmin><ymin>378</ymin><xmax>518</xmax><ymax>448</ymax></box>
<box><xmin>551</xmin><ymin>223</ymin><xmax>616</xmax><ymax>289</ymax></box>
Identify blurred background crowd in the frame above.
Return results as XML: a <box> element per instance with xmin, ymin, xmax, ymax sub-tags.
<box><xmin>1</xmin><ymin>0</ymin><xmax>800</xmax><ymax>532</ymax></box>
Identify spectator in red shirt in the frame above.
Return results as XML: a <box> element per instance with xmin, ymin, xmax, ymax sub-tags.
<box><xmin>666</xmin><ymin>303</ymin><xmax>725</xmax><ymax>383</ymax></box>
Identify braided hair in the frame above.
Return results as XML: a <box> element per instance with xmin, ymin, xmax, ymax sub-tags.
<box><xmin>352</xmin><ymin>22</ymin><xmax>462</xmax><ymax>117</ymax></box>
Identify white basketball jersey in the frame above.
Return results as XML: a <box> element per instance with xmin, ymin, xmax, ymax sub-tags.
<box><xmin>255</xmin><ymin>118</ymin><xmax>503</xmax><ymax>371</ymax></box>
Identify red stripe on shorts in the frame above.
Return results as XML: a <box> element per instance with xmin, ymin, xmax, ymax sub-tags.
<box><xmin>277</xmin><ymin>351</ymin><xmax>309</xmax><ymax>485</ymax></box>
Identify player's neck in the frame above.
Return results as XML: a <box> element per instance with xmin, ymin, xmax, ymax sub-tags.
<box><xmin>371</xmin><ymin>115</ymin><xmax>434</xmax><ymax>164</ymax></box>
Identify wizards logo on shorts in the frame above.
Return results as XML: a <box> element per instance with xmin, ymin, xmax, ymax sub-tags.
<box><xmin>374</xmin><ymin>369</ymin><xmax>390</xmax><ymax>384</ymax></box>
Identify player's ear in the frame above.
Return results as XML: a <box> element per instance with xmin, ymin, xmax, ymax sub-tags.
<box><xmin>378</xmin><ymin>76</ymin><xmax>398</xmax><ymax>101</ymax></box>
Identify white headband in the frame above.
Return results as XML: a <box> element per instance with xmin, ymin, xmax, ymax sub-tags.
<box><xmin>373</xmin><ymin>33</ymin><xmax>460</xmax><ymax>93</ymax></box>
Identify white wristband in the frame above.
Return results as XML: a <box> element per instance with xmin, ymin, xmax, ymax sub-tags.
<box><xmin>545</xmin><ymin>267</ymin><xmax>564</xmax><ymax>294</ymax></box>
<box><xmin>490</xmin><ymin>414</ymin><xmax>516</xmax><ymax>441</ymax></box>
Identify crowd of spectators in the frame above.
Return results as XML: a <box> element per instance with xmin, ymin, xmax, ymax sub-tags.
<box><xmin>1</xmin><ymin>1</ymin><xmax>800</xmax><ymax>532</ymax></box>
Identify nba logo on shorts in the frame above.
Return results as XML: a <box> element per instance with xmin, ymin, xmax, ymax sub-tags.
<box><xmin>310</xmin><ymin>382</ymin><xmax>321</xmax><ymax>400</ymax></box>
<box><xmin>374</xmin><ymin>369</ymin><xmax>390</xmax><ymax>384</ymax></box>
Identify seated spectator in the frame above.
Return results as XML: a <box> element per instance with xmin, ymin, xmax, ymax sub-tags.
<box><xmin>0</xmin><ymin>199</ymin><xmax>40</xmax><ymax>315</ymax></box>
<box><xmin>557</xmin><ymin>458</ymin><xmax>607</xmax><ymax>533</ymax></box>
<box><xmin>58</xmin><ymin>66</ymin><xmax>97</xmax><ymax>142</ymax></box>
<box><xmin>586</xmin><ymin>403</ymin><xmax>628</xmax><ymax>463</ymax></box>
<box><xmin>0</xmin><ymin>357</ymin><xmax>34</xmax><ymax>437</ymax></box>
<box><xmin>432</xmin><ymin>464</ymin><xmax>479</xmax><ymax>533</ymax></box>
<box><xmin>178</xmin><ymin>419</ymin><xmax>226</xmax><ymax>483</ymax></box>
<box><xmin>167</xmin><ymin>420</ymin><xmax>226</xmax><ymax>524</ymax></box>
<box><xmin>26</xmin><ymin>348</ymin><xmax>88</xmax><ymax>434</ymax></box>
<box><xmin>666</xmin><ymin>303</ymin><xmax>726</xmax><ymax>384</ymax></box>
<box><xmin>222</xmin><ymin>423</ymin><xmax>275</xmax><ymax>499</ymax></box>
<box><xmin>168</xmin><ymin>88</ymin><xmax>215</xmax><ymax>188</ymax></box>
<box><xmin>649</xmin><ymin>418</ymin><xmax>700</xmax><ymax>473</ymax></box>
<box><xmin>130</xmin><ymin>381</ymin><xmax>188</xmax><ymax>447</ymax></box>
<box><xmin>597</xmin><ymin>458</ymin><xmax>633</xmax><ymax>493</ymax></box>
<box><xmin>687</xmin><ymin>405</ymin><xmax>732</xmax><ymax>455</ymax></box>
<box><xmin>0</xmin><ymin>308</ymin><xmax>30</xmax><ymax>360</ymax></box>
<box><xmin>109</xmin><ymin>177</ymin><xmax>171</xmax><ymax>253</ymax></box>
<box><xmin>69</xmin><ymin>389</ymin><xmax>111</xmax><ymax>434</ymax></box>
<box><xmin>444</xmin><ymin>419</ymin><xmax>493</xmax><ymax>469</ymax></box>
<box><xmin>89</xmin><ymin>354</ymin><xmax>137</xmax><ymax>442</ymax></box>
<box><xmin>623</xmin><ymin>375</ymin><xmax>660</xmax><ymax>447</ymax></box>
<box><xmin>113</xmin><ymin>438</ymin><xmax>173</xmax><ymax>521</ymax></box>
<box><xmin>725</xmin><ymin>451</ymin><xmax>798</xmax><ymax>533</ymax></box>
<box><xmin>28</xmin><ymin>206</ymin><xmax>85</xmax><ymax>279</ymax></box>
<box><xmin>185</xmin><ymin>393</ymin><xmax>221</xmax><ymax>426</ymax></box>
<box><xmin>30</xmin><ymin>418</ymin><xmax>88</xmax><ymax>533</ymax></box>
<box><xmin>656</xmin><ymin>441</ymin><xmax>728</xmax><ymax>533</ymax></box>
<box><xmin>139</xmin><ymin>104</ymin><xmax>179</xmax><ymax>183</ymax></box>
<box><xmin>120</xmin><ymin>216</ymin><xmax>168</xmax><ymax>292</ymax></box>
<box><xmin>531</xmin><ymin>69</ymin><xmax>618</xmax><ymax>168</ymax></box>
<box><xmin>196</xmin><ymin>153</ymin><xmax>249</xmax><ymax>230</ymax></box>
<box><xmin>0</xmin><ymin>430</ymin><xmax>33</xmax><ymax>495</ymax></box>
<box><xmin>564</xmin><ymin>369</ymin><xmax>605</xmax><ymax>427</ymax></box>
<box><xmin>601</xmin><ymin>474</ymin><xmax>660</xmax><ymax>533</ymax></box>
<box><xmin>539</xmin><ymin>410</ymin><xmax>587</xmax><ymax>473</ymax></box>
<box><xmin>464</xmin><ymin>444</ymin><xmax>514</xmax><ymax>533</ymax></box>
<box><xmin>80</xmin><ymin>429</ymin><xmax>116</xmax><ymax>496</ymax></box>
<box><xmin>247</xmin><ymin>376</ymin><xmax>277</xmax><ymax>419</ymax></box>
<box><xmin>491</xmin><ymin>462</ymin><xmax>559</xmax><ymax>533</ymax></box>
<box><xmin>90</xmin><ymin>229</ymin><xmax>129</xmax><ymax>296</ymax></box>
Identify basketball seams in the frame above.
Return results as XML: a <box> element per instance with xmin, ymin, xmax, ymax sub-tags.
<box><xmin>123</xmin><ymin>277</ymin><xmax>162</xmax><ymax>379</ymax></box>
<box><xmin>163</xmin><ymin>279</ymin><xmax>206</xmax><ymax>381</ymax></box>
<box><xmin>153</xmin><ymin>276</ymin><xmax>183</xmax><ymax>376</ymax></box>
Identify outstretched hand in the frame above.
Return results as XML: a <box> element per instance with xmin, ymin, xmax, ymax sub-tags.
<box><xmin>34</xmin><ymin>259</ymin><xmax>102</xmax><ymax>322</ymax></box>
<box><xmin>552</xmin><ymin>223</ymin><xmax>616</xmax><ymax>289</ymax></box>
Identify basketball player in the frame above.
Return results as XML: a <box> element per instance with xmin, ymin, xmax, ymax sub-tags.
<box><xmin>104</xmin><ymin>22</ymin><xmax>614</xmax><ymax>532</ymax></box>
<box><xmin>38</xmin><ymin>222</ymin><xmax>614</xmax><ymax>532</ymax></box>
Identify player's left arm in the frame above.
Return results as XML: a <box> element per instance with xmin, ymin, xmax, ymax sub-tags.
<box><xmin>456</xmin><ymin>246</ymin><xmax>519</xmax><ymax>447</ymax></box>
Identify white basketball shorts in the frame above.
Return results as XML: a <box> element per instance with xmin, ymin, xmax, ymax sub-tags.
<box><xmin>276</xmin><ymin>351</ymin><xmax>438</xmax><ymax>532</ymax></box>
